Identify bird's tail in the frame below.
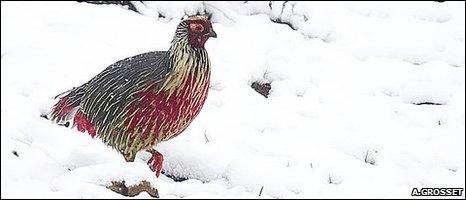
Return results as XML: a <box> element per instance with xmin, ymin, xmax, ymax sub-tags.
<box><xmin>45</xmin><ymin>86</ymin><xmax>85</xmax><ymax>127</ymax></box>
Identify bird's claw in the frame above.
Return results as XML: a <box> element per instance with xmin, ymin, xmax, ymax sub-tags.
<box><xmin>147</xmin><ymin>150</ymin><xmax>164</xmax><ymax>177</ymax></box>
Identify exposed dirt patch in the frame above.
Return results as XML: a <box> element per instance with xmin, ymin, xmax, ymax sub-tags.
<box><xmin>414</xmin><ymin>102</ymin><xmax>444</xmax><ymax>105</ymax></box>
<box><xmin>78</xmin><ymin>1</ymin><xmax>139</xmax><ymax>13</ymax></box>
<box><xmin>107</xmin><ymin>180</ymin><xmax>159</xmax><ymax>198</ymax></box>
<box><xmin>251</xmin><ymin>81</ymin><xmax>271</xmax><ymax>98</ymax></box>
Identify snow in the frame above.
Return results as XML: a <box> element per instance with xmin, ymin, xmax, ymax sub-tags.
<box><xmin>1</xmin><ymin>1</ymin><xmax>465</xmax><ymax>198</ymax></box>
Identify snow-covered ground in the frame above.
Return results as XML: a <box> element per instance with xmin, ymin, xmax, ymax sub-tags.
<box><xmin>1</xmin><ymin>1</ymin><xmax>465</xmax><ymax>198</ymax></box>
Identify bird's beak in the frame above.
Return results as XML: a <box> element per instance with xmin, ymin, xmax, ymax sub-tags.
<box><xmin>208</xmin><ymin>29</ymin><xmax>217</xmax><ymax>38</ymax></box>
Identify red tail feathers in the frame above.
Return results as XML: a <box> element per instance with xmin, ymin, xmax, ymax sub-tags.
<box><xmin>48</xmin><ymin>87</ymin><xmax>97</xmax><ymax>138</ymax></box>
<box><xmin>49</xmin><ymin>87</ymin><xmax>84</xmax><ymax>126</ymax></box>
<box><xmin>74</xmin><ymin>111</ymin><xmax>97</xmax><ymax>138</ymax></box>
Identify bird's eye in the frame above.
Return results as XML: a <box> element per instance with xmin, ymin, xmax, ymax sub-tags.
<box><xmin>190</xmin><ymin>23</ymin><xmax>204</xmax><ymax>33</ymax></box>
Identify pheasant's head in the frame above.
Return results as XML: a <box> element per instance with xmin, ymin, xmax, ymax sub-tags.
<box><xmin>183</xmin><ymin>15</ymin><xmax>217</xmax><ymax>48</ymax></box>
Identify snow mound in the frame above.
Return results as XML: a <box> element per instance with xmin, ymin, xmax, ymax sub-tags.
<box><xmin>2</xmin><ymin>1</ymin><xmax>465</xmax><ymax>198</ymax></box>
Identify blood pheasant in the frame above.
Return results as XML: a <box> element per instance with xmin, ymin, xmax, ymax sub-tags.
<box><xmin>47</xmin><ymin>15</ymin><xmax>216</xmax><ymax>177</ymax></box>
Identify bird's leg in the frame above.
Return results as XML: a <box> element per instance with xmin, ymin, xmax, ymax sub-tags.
<box><xmin>146</xmin><ymin>149</ymin><xmax>164</xmax><ymax>177</ymax></box>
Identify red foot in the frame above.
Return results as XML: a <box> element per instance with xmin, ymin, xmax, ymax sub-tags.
<box><xmin>147</xmin><ymin>149</ymin><xmax>164</xmax><ymax>177</ymax></box>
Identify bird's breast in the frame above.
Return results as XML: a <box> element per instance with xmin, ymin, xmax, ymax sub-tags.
<box><xmin>123</xmin><ymin>71</ymin><xmax>210</xmax><ymax>143</ymax></box>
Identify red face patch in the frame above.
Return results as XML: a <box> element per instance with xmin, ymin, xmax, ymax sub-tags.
<box><xmin>187</xmin><ymin>19</ymin><xmax>214</xmax><ymax>48</ymax></box>
<box><xmin>189</xmin><ymin>23</ymin><xmax>205</xmax><ymax>33</ymax></box>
